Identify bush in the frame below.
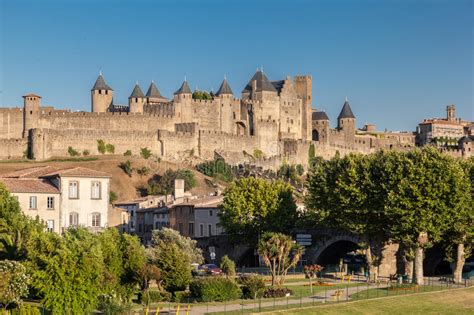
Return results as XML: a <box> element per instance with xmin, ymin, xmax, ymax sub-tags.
<box><xmin>147</xmin><ymin>169</ymin><xmax>197</xmax><ymax>195</ymax></box>
<box><xmin>155</xmin><ymin>243</ymin><xmax>192</xmax><ymax>293</ymax></box>
<box><xmin>172</xmin><ymin>290</ymin><xmax>191</xmax><ymax>303</ymax></box>
<box><xmin>119</xmin><ymin>160</ymin><xmax>133</xmax><ymax>177</ymax></box>
<box><xmin>141</xmin><ymin>290</ymin><xmax>172</xmax><ymax>304</ymax></box>
<box><xmin>10</xmin><ymin>304</ymin><xmax>41</xmax><ymax>315</ymax></box>
<box><xmin>124</xmin><ymin>150</ymin><xmax>132</xmax><ymax>156</ymax></box>
<box><xmin>105</xmin><ymin>143</ymin><xmax>115</xmax><ymax>154</ymax></box>
<box><xmin>253</xmin><ymin>149</ymin><xmax>265</xmax><ymax>159</ymax></box>
<box><xmin>97</xmin><ymin>139</ymin><xmax>106</xmax><ymax>154</ymax></box>
<box><xmin>196</xmin><ymin>159</ymin><xmax>234</xmax><ymax>182</ymax></box>
<box><xmin>140</xmin><ymin>147</ymin><xmax>152</xmax><ymax>159</ymax></box>
<box><xmin>190</xmin><ymin>278</ymin><xmax>241</xmax><ymax>302</ymax></box>
<box><xmin>82</xmin><ymin>149</ymin><xmax>90</xmax><ymax>156</ymax></box>
<box><xmin>68</xmin><ymin>146</ymin><xmax>79</xmax><ymax>157</ymax></box>
<box><xmin>137</xmin><ymin>166</ymin><xmax>151</xmax><ymax>177</ymax></box>
<box><xmin>263</xmin><ymin>286</ymin><xmax>293</xmax><ymax>298</ymax></box>
<box><xmin>109</xmin><ymin>191</ymin><xmax>118</xmax><ymax>204</ymax></box>
<box><xmin>239</xmin><ymin>275</ymin><xmax>266</xmax><ymax>299</ymax></box>
<box><xmin>220</xmin><ymin>255</ymin><xmax>236</xmax><ymax>278</ymax></box>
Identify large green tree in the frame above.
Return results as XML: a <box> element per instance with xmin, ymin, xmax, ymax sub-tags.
<box><xmin>219</xmin><ymin>177</ymin><xmax>298</xmax><ymax>244</ymax></box>
<box><xmin>151</xmin><ymin>227</ymin><xmax>203</xmax><ymax>264</ymax></box>
<box><xmin>386</xmin><ymin>148</ymin><xmax>470</xmax><ymax>284</ymax></box>
<box><xmin>306</xmin><ymin>153</ymin><xmax>390</xmax><ymax>281</ymax></box>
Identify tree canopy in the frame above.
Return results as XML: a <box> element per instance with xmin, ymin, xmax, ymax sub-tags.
<box><xmin>219</xmin><ymin>177</ymin><xmax>298</xmax><ymax>244</ymax></box>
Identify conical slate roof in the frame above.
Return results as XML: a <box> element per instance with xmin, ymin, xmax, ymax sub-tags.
<box><xmin>91</xmin><ymin>74</ymin><xmax>113</xmax><ymax>91</ymax></box>
<box><xmin>174</xmin><ymin>80</ymin><xmax>192</xmax><ymax>94</ymax></box>
<box><xmin>242</xmin><ymin>70</ymin><xmax>277</xmax><ymax>93</ymax></box>
<box><xmin>338</xmin><ymin>100</ymin><xmax>355</xmax><ymax>119</ymax></box>
<box><xmin>129</xmin><ymin>84</ymin><xmax>145</xmax><ymax>98</ymax></box>
<box><xmin>146</xmin><ymin>81</ymin><xmax>164</xmax><ymax>98</ymax></box>
<box><xmin>216</xmin><ymin>78</ymin><xmax>233</xmax><ymax>96</ymax></box>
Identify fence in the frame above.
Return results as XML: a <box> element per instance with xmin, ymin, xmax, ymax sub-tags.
<box><xmin>5</xmin><ymin>276</ymin><xmax>472</xmax><ymax>314</ymax></box>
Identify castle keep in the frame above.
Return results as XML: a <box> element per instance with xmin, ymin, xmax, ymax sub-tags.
<box><xmin>2</xmin><ymin>70</ymin><xmax>469</xmax><ymax>167</ymax></box>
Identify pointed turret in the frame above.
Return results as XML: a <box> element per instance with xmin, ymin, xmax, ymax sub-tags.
<box><xmin>128</xmin><ymin>83</ymin><xmax>145</xmax><ymax>113</ymax></box>
<box><xmin>146</xmin><ymin>81</ymin><xmax>164</xmax><ymax>98</ymax></box>
<box><xmin>337</xmin><ymin>98</ymin><xmax>356</xmax><ymax>144</ymax></box>
<box><xmin>174</xmin><ymin>80</ymin><xmax>192</xmax><ymax>95</ymax></box>
<box><xmin>91</xmin><ymin>73</ymin><xmax>113</xmax><ymax>91</ymax></box>
<box><xmin>242</xmin><ymin>70</ymin><xmax>277</xmax><ymax>93</ymax></box>
<box><xmin>216</xmin><ymin>78</ymin><xmax>233</xmax><ymax>96</ymax></box>
<box><xmin>129</xmin><ymin>83</ymin><xmax>145</xmax><ymax>99</ymax></box>
<box><xmin>337</xmin><ymin>98</ymin><xmax>355</xmax><ymax>119</ymax></box>
<box><xmin>91</xmin><ymin>72</ymin><xmax>113</xmax><ymax>113</ymax></box>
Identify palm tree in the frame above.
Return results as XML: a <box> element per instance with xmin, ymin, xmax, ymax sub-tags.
<box><xmin>257</xmin><ymin>232</ymin><xmax>303</xmax><ymax>286</ymax></box>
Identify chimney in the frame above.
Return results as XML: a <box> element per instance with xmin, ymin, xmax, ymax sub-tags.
<box><xmin>174</xmin><ymin>179</ymin><xmax>185</xmax><ymax>200</ymax></box>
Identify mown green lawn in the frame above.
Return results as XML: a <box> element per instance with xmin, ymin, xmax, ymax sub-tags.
<box><xmin>267</xmin><ymin>287</ymin><xmax>474</xmax><ymax>315</ymax></box>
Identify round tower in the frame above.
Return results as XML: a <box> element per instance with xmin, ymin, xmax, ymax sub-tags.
<box><xmin>128</xmin><ymin>83</ymin><xmax>145</xmax><ymax>113</ymax></box>
<box><xmin>91</xmin><ymin>73</ymin><xmax>113</xmax><ymax>113</ymax></box>
<box><xmin>337</xmin><ymin>98</ymin><xmax>356</xmax><ymax>144</ymax></box>
<box><xmin>22</xmin><ymin>93</ymin><xmax>41</xmax><ymax>138</ymax></box>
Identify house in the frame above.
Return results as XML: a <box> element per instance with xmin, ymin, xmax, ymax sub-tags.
<box><xmin>168</xmin><ymin>195</ymin><xmax>224</xmax><ymax>238</ymax></box>
<box><xmin>0</xmin><ymin>166</ymin><xmax>111</xmax><ymax>233</ymax></box>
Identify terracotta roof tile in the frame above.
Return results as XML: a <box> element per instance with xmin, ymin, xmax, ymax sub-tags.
<box><xmin>41</xmin><ymin>167</ymin><xmax>111</xmax><ymax>178</ymax></box>
<box><xmin>0</xmin><ymin>166</ymin><xmax>58</xmax><ymax>178</ymax></box>
<box><xmin>0</xmin><ymin>178</ymin><xmax>59</xmax><ymax>194</ymax></box>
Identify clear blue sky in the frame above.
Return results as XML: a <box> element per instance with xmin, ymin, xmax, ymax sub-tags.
<box><xmin>0</xmin><ymin>0</ymin><xmax>472</xmax><ymax>131</ymax></box>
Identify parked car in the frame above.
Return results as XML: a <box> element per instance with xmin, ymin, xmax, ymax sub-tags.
<box><xmin>200</xmin><ymin>264</ymin><xmax>223</xmax><ymax>276</ymax></box>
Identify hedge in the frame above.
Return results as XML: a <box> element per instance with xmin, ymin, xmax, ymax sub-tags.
<box><xmin>190</xmin><ymin>278</ymin><xmax>241</xmax><ymax>302</ymax></box>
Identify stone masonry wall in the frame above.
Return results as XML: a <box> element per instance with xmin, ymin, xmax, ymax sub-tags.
<box><xmin>0</xmin><ymin>138</ymin><xmax>28</xmax><ymax>159</ymax></box>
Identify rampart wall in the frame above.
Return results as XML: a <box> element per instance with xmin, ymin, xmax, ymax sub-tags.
<box><xmin>198</xmin><ymin>130</ymin><xmax>259</xmax><ymax>160</ymax></box>
<box><xmin>30</xmin><ymin>128</ymin><xmax>161</xmax><ymax>160</ymax></box>
<box><xmin>0</xmin><ymin>108</ymin><xmax>24</xmax><ymax>139</ymax></box>
<box><xmin>0</xmin><ymin>138</ymin><xmax>28</xmax><ymax>159</ymax></box>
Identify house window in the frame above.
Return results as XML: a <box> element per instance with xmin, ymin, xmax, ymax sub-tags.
<box><xmin>47</xmin><ymin>197</ymin><xmax>55</xmax><ymax>209</ymax></box>
<box><xmin>200</xmin><ymin>224</ymin><xmax>204</xmax><ymax>237</ymax></box>
<box><xmin>29</xmin><ymin>196</ymin><xmax>37</xmax><ymax>209</ymax></box>
<box><xmin>69</xmin><ymin>181</ymin><xmax>79</xmax><ymax>199</ymax></box>
<box><xmin>91</xmin><ymin>213</ymin><xmax>101</xmax><ymax>227</ymax></box>
<box><xmin>208</xmin><ymin>224</ymin><xmax>213</xmax><ymax>236</ymax></box>
<box><xmin>189</xmin><ymin>222</ymin><xmax>194</xmax><ymax>236</ymax></box>
<box><xmin>46</xmin><ymin>220</ymin><xmax>54</xmax><ymax>232</ymax></box>
<box><xmin>69</xmin><ymin>212</ymin><xmax>79</xmax><ymax>227</ymax></box>
<box><xmin>209</xmin><ymin>210</ymin><xmax>213</xmax><ymax>216</ymax></box>
<box><xmin>91</xmin><ymin>181</ymin><xmax>101</xmax><ymax>199</ymax></box>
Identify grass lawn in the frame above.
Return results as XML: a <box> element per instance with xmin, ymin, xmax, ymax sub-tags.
<box><xmin>265</xmin><ymin>287</ymin><xmax>474</xmax><ymax>315</ymax></box>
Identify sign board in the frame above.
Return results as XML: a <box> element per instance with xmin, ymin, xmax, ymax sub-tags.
<box><xmin>296</xmin><ymin>234</ymin><xmax>312</xmax><ymax>239</ymax></box>
<box><xmin>297</xmin><ymin>241</ymin><xmax>312</xmax><ymax>246</ymax></box>
<box><xmin>210</xmin><ymin>252</ymin><xmax>216</xmax><ymax>260</ymax></box>
<box><xmin>296</xmin><ymin>234</ymin><xmax>312</xmax><ymax>247</ymax></box>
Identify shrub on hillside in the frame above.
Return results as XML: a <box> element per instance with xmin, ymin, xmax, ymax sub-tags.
<box><xmin>263</xmin><ymin>286</ymin><xmax>293</xmax><ymax>298</ymax></box>
<box><xmin>82</xmin><ymin>149</ymin><xmax>90</xmax><ymax>156</ymax></box>
<box><xmin>137</xmin><ymin>166</ymin><xmax>151</xmax><ymax>177</ymax></box>
<box><xmin>123</xmin><ymin>150</ymin><xmax>132</xmax><ymax>156</ymax></box>
<box><xmin>97</xmin><ymin>139</ymin><xmax>107</xmax><ymax>154</ymax></box>
<box><xmin>147</xmin><ymin>169</ymin><xmax>196</xmax><ymax>195</ymax></box>
<box><xmin>189</xmin><ymin>278</ymin><xmax>241</xmax><ymax>302</ymax></box>
<box><xmin>196</xmin><ymin>159</ymin><xmax>234</xmax><ymax>182</ymax></box>
<box><xmin>68</xmin><ymin>147</ymin><xmax>79</xmax><ymax>157</ymax></box>
<box><xmin>140</xmin><ymin>147</ymin><xmax>152</xmax><ymax>159</ymax></box>
<box><xmin>238</xmin><ymin>275</ymin><xmax>266</xmax><ymax>299</ymax></box>
<box><xmin>105</xmin><ymin>143</ymin><xmax>115</xmax><ymax>154</ymax></box>
<box><xmin>119</xmin><ymin>160</ymin><xmax>133</xmax><ymax>177</ymax></box>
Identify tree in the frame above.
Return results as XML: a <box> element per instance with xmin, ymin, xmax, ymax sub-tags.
<box><xmin>304</xmin><ymin>264</ymin><xmax>323</xmax><ymax>294</ymax></box>
<box><xmin>0</xmin><ymin>183</ymin><xmax>44</xmax><ymax>261</ymax></box>
<box><xmin>0</xmin><ymin>260</ymin><xmax>30</xmax><ymax>309</ymax></box>
<box><xmin>151</xmin><ymin>228</ymin><xmax>203</xmax><ymax>264</ymax></box>
<box><xmin>120</xmin><ymin>233</ymin><xmax>147</xmax><ymax>296</ymax></box>
<box><xmin>153</xmin><ymin>243</ymin><xmax>191</xmax><ymax>292</ymax></box>
<box><xmin>385</xmin><ymin>148</ymin><xmax>470</xmax><ymax>284</ymax></box>
<box><xmin>147</xmin><ymin>169</ymin><xmax>196</xmax><ymax>195</ymax></box>
<box><xmin>119</xmin><ymin>160</ymin><xmax>133</xmax><ymax>177</ymax></box>
<box><xmin>257</xmin><ymin>233</ymin><xmax>303</xmax><ymax>286</ymax></box>
<box><xmin>306</xmin><ymin>153</ymin><xmax>390</xmax><ymax>282</ymax></box>
<box><xmin>219</xmin><ymin>255</ymin><xmax>236</xmax><ymax>278</ymax></box>
<box><xmin>219</xmin><ymin>177</ymin><xmax>298</xmax><ymax>244</ymax></box>
<box><xmin>97</xmin><ymin>139</ymin><xmax>107</xmax><ymax>154</ymax></box>
<box><xmin>28</xmin><ymin>228</ymin><xmax>104</xmax><ymax>314</ymax></box>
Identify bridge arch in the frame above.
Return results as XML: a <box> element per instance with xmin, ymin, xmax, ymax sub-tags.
<box><xmin>305</xmin><ymin>233</ymin><xmax>362</xmax><ymax>265</ymax></box>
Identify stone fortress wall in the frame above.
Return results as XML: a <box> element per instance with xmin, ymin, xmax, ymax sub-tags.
<box><xmin>1</xmin><ymin>70</ymin><xmax>471</xmax><ymax>167</ymax></box>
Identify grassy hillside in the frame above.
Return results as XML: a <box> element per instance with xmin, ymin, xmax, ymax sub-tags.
<box><xmin>0</xmin><ymin>155</ymin><xmax>224</xmax><ymax>202</ymax></box>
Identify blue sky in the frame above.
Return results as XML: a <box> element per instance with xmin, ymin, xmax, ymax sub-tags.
<box><xmin>0</xmin><ymin>0</ymin><xmax>472</xmax><ymax>131</ymax></box>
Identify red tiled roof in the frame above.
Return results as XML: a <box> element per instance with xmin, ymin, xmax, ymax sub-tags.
<box><xmin>0</xmin><ymin>166</ymin><xmax>58</xmax><ymax>178</ymax></box>
<box><xmin>41</xmin><ymin>167</ymin><xmax>111</xmax><ymax>178</ymax></box>
<box><xmin>0</xmin><ymin>178</ymin><xmax>59</xmax><ymax>194</ymax></box>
